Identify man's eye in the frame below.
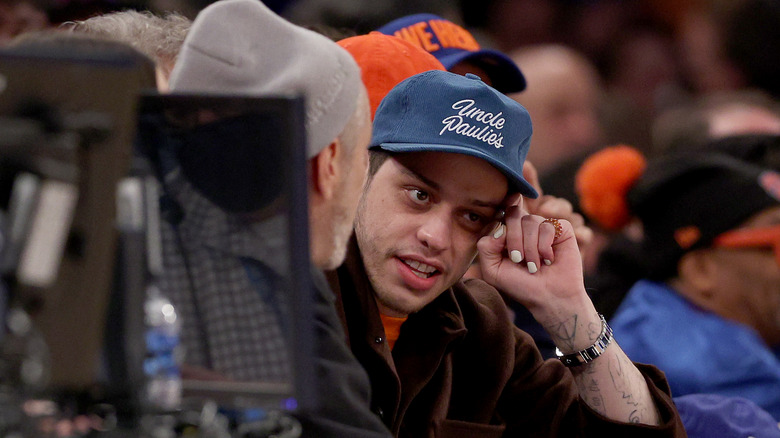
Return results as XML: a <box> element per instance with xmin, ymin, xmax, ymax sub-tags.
<box><xmin>465</xmin><ymin>212</ymin><xmax>483</xmax><ymax>223</ymax></box>
<box><xmin>460</xmin><ymin>211</ymin><xmax>497</xmax><ymax>234</ymax></box>
<box><xmin>407</xmin><ymin>189</ymin><xmax>429</xmax><ymax>204</ymax></box>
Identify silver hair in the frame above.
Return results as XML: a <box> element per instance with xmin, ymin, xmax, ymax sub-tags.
<box><xmin>63</xmin><ymin>10</ymin><xmax>190</xmax><ymax>73</ymax></box>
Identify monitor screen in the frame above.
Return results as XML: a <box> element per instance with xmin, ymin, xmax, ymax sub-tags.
<box><xmin>0</xmin><ymin>42</ymin><xmax>154</xmax><ymax>399</ymax></box>
<box><xmin>135</xmin><ymin>92</ymin><xmax>315</xmax><ymax>414</ymax></box>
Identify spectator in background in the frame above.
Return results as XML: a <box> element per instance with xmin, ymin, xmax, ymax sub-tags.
<box><xmin>584</xmin><ymin>91</ymin><xmax>780</xmax><ymax>319</ymax></box>
<box><xmin>376</xmin><ymin>13</ymin><xmax>527</xmax><ymax>94</ymax></box>
<box><xmin>652</xmin><ymin>90</ymin><xmax>780</xmax><ymax>157</ymax></box>
<box><xmin>64</xmin><ymin>10</ymin><xmax>191</xmax><ymax>91</ymax></box>
<box><xmin>336</xmin><ymin>31</ymin><xmax>445</xmax><ymax>119</ymax></box>
<box><xmin>508</xmin><ymin>44</ymin><xmax>604</xmax><ymax>178</ymax></box>
<box><xmin>577</xmin><ymin>145</ymin><xmax>780</xmax><ymax>418</ymax></box>
<box><xmin>558</xmin><ymin>0</ymin><xmax>641</xmax><ymax>73</ymax></box>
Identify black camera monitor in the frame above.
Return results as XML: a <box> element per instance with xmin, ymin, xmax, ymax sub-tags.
<box><xmin>0</xmin><ymin>40</ymin><xmax>314</xmax><ymax>425</ymax></box>
<box><xmin>0</xmin><ymin>41</ymin><xmax>154</xmax><ymax>399</ymax></box>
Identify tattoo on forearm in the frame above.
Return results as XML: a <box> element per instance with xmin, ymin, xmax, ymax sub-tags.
<box><xmin>545</xmin><ymin>314</ymin><xmax>579</xmax><ymax>351</ymax></box>
<box><xmin>609</xmin><ymin>354</ymin><xmax>649</xmax><ymax>423</ymax></box>
<box><xmin>576</xmin><ymin>364</ymin><xmax>607</xmax><ymax>416</ymax></box>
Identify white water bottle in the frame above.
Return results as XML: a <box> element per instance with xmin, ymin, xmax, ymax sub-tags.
<box><xmin>143</xmin><ymin>286</ymin><xmax>182</xmax><ymax>412</ymax></box>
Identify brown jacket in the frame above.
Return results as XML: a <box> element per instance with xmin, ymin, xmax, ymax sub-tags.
<box><xmin>326</xmin><ymin>238</ymin><xmax>687</xmax><ymax>438</ymax></box>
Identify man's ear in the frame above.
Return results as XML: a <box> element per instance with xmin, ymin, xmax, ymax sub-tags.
<box><xmin>676</xmin><ymin>250</ymin><xmax>717</xmax><ymax>301</ymax></box>
<box><xmin>310</xmin><ymin>139</ymin><xmax>342</xmax><ymax>201</ymax></box>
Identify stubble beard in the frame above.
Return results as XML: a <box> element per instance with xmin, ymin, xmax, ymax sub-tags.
<box><xmin>355</xmin><ymin>209</ymin><xmax>442</xmax><ymax>317</ymax></box>
<box><xmin>320</xmin><ymin>202</ymin><xmax>354</xmax><ymax>271</ymax></box>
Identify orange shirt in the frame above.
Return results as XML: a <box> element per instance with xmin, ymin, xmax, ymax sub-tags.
<box><xmin>379</xmin><ymin>314</ymin><xmax>408</xmax><ymax>350</ymax></box>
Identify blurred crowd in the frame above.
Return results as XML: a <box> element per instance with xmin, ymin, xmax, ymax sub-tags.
<box><xmin>5</xmin><ymin>0</ymin><xmax>779</xmax><ymax>194</ymax></box>
<box><xmin>3</xmin><ymin>0</ymin><xmax>779</xmax><ymax>172</ymax></box>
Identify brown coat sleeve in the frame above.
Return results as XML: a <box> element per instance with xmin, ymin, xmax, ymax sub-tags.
<box><xmin>462</xmin><ymin>279</ymin><xmax>687</xmax><ymax>437</ymax></box>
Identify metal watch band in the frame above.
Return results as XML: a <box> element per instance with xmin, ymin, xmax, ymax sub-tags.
<box><xmin>555</xmin><ymin>314</ymin><xmax>613</xmax><ymax>367</ymax></box>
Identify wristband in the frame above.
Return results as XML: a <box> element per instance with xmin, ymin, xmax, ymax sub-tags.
<box><xmin>555</xmin><ymin>314</ymin><xmax>613</xmax><ymax>367</ymax></box>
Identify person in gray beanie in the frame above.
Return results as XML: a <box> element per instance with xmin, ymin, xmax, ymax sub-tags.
<box><xmin>169</xmin><ymin>0</ymin><xmax>361</xmax><ymax>159</ymax></box>
<box><xmin>154</xmin><ymin>0</ymin><xmax>390</xmax><ymax>436</ymax></box>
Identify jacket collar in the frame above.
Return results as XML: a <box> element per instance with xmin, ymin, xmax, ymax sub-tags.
<box><xmin>333</xmin><ymin>235</ymin><xmax>470</xmax><ymax>428</ymax></box>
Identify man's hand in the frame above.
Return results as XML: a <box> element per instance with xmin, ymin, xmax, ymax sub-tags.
<box><xmin>477</xmin><ymin>161</ymin><xmax>599</xmax><ymax>346</ymax></box>
<box><xmin>476</xmin><ymin>209</ymin><xmax>591</xmax><ymax>320</ymax></box>
<box><xmin>521</xmin><ymin>161</ymin><xmax>594</xmax><ymax>259</ymax></box>
<box><xmin>476</xmin><ymin>167</ymin><xmax>663</xmax><ymax>425</ymax></box>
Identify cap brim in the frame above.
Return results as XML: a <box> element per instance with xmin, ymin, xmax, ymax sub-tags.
<box><xmin>375</xmin><ymin>142</ymin><xmax>539</xmax><ymax>198</ymax></box>
<box><xmin>438</xmin><ymin>49</ymin><xmax>527</xmax><ymax>94</ymax></box>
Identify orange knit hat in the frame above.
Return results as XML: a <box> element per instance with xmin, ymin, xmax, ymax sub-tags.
<box><xmin>575</xmin><ymin>145</ymin><xmax>646</xmax><ymax>231</ymax></box>
<box><xmin>337</xmin><ymin>32</ymin><xmax>445</xmax><ymax>119</ymax></box>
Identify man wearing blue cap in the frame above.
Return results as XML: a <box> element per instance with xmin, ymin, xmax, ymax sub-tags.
<box><xmin>328</xmin><ymin>70</ymin><xmax>686</xmax><ymax>436</ymax></box>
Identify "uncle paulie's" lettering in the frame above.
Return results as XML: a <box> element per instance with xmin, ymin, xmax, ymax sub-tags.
<box><xmin>440</xmin><ymin>99</ymin><xmax>505</xmax><ymax>148</ymax></box>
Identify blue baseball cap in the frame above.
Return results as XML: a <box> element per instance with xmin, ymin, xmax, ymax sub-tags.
<box><xmin>376</xmin><ymin>13</ymin><xmax>527</xmax><ymax>94</ymax></box>
<box><xmin>371</xmin><ymin>70</ymin><xmax>538</xmax><ymax>198</ymax></box>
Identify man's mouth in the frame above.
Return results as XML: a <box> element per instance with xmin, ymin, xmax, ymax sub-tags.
<box><xmin>400</xmin><ymin>258</ymin><xmax>440</xmax><ymax>279</ymax></box>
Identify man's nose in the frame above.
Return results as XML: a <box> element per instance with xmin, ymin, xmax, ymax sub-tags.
<box><xmin>416</xmin><ymin>209</ymin><xmax>452</xmax><ymax>252</ymax></box>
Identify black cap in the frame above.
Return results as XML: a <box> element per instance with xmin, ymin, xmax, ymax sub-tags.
<box><xmin>629</xmin><ymin>153</ymin><xmax>780</xmax><ymax>279</ymax></box>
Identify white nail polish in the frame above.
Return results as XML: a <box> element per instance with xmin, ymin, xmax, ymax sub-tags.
<box><xmin>493</xmin><ymin>224</ymin><xmax>505</xmax><ymax>239</ymax></box>
<box><xmin>544</xmin><ymin>259</ymin><xmax>552</xmax><ymax>266</ymax></box>
<box><xmin>510</xmin><ymin>250</ymin><xmax>523</xmax><ymax>263</ymax></box>
<box><xmin>527</xmin><ymin>262</ymin><xmax>538</xmax><ymax>274</ymax></box>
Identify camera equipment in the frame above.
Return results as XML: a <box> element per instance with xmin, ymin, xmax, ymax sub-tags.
<box><xmin>0</xmin><ymin>40</ymin><xmax>156</xmax><ymax>434</ymax></box>
<box><xmin>0</xmin><ymin>40</ymin><xmax>313</xmax><ymax>437</ymax></box>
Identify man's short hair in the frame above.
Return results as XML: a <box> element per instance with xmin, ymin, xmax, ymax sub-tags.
<box><xmin>63</xmin><ymin>10</ymin><xmax>191</xmax><ymax>73</ymax></box>
<box><xmin>367</xmin><ymin>149</ymin><xmax>391</xmax><ymax>180</ymax></box>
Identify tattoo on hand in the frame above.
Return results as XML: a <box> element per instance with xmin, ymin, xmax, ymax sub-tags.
<box><xmin>587</xmin><ymin>320</ymin><xmax>601</xmax><ymax>342</ymax></box>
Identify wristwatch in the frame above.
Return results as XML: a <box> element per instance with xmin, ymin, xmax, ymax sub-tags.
<box><xmin>555</xmin><ymin>314</ymin><xmax>613</xmax><ymax>367</ymax></box>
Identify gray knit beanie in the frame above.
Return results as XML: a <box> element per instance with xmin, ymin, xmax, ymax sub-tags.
<box><xmin>169</xmin><ymin>0</ymin><xmax>362</xmax><ymax>158</ymax></box>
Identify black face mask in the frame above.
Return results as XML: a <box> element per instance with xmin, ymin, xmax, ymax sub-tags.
<box><xmin>175</xmin><ymin>113</ymin><xmax>287</xmax><ymax>213</ymax></box>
